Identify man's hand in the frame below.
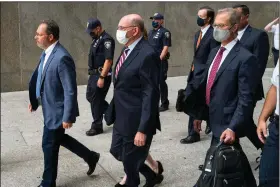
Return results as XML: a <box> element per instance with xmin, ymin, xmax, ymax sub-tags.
<box><xmin>220</xmin><ymin>129</ymin><xmax>235</xmax><ymax>144</ymax></box>
<box><xmin>194</xmin><ymin>120</ymin><xmax>202</xmax><ymax>133</ymax></box>
<box><xmin>257</xmin><ymin>120</ymin><xmax>268</xmax><ymax>144</ymax></box>
<box><xmin>62</xmin><ymin>122</ymin><xmax>73</xmax><ymax>129</ymax></box>
<box><xmin>28</xmin><ymin>104</ymin><xmax>34</xmax><ymax>112</ymax></box>
<box><xmin>134</xmin><ymin>132</ymin><xmax>146</xmax><ymax>147</ymax></box>
<box><xmin>97</xmin><ymin>78</ymin><xmax>104</xmax><ymax>88</ymax></box>
<box><xmin>191</xmin><ymin>64</ymin><xmax>194</xmax><ymax>71</ymax></box>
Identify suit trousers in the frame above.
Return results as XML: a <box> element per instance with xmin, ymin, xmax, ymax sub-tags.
<box><xmin>110</xmin><ymin>128</ymin><xmax>156</xmax><ymax>187</ymax></box>
<box><xmin>259</xmin><ymin>120</ymin><xmax>279</xmax><ymax>187</ymax></box>
<box><xmin>188</xmin><ymin>116</ymin><xmax>210</xmax><ymax>136</ymax></box>
<box><xmin>41</xmin><ymin>126</ymin><xmax>97</xmax><ymax>187</ymax></box>
<box><xmin>86</xmin><ymin>75</ymin><xmax>111</xmax><ymax>129</ymax></box>
<box><xmin>160</xmin><ymin>60</ymin><xmax>169</xmax><ymax>106</ymax></box>
<box><xmin>211</xmin><ymin>136</ymin><xmax>257</xmax><ymax>187</ymax></box>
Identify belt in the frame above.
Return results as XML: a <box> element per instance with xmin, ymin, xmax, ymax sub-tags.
<box><xmin>272</xmin><ymin>47</ymin><xmax>279</xmax><ymax>51</ymax></box>
<box><xmin>274</xmin><ymin>114</ymin><xmax>279</xmax><ymax>123</ymax></box>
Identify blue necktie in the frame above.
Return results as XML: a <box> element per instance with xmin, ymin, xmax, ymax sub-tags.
<box><xmin>36</xmin><ymin>52</ymin><xmax>46</xmax><ymax>98</ymax></box>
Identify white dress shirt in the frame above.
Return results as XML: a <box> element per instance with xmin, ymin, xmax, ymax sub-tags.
<box><xmin>269</xmin><ymin>23</ymin><xmax>279</xmax><ymax>50</ymax></box>
<box><xmin>201</xmin><ymin>24</ymin><xmax>211</xmax><ymax>38</ymax></box>
<box><xmin>207</xmin><ymin>39</ymin><xmax>238</xmax><ymax>82</ymax></box>
<box><xmin>237</xmin><ymin>24</ymin><xmax>249</xmax><ymax>41</ymax></box>
<box><xmin>271</xmin><ymin>60</ymin><xmax>279</xmax><ymax>115</ymax></box>
<box><xmin>43</xmin><ymin>41</ymin><xmax>58</xmax><ymax>70</ymax></box>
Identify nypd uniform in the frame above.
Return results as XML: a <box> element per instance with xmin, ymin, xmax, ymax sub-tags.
<box><xmin>259</xmin><ymin>60</ymin><xmax>279</xmax><ymax>186</ymax></box>
<box><xmin>148</xmin><ymin>13</ymin><xmax>172</xmax><ymax>110</ymax></box>
<box><xmin>86</xmin><ymin>19</ymin><xmax>115</xmax><ymax>135</ymax></box>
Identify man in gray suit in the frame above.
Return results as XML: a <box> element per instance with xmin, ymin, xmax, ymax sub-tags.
<box><xmin>28</xmin><ymin>20</ymin><xmax>100</xmax><ymax>187</ymax></box>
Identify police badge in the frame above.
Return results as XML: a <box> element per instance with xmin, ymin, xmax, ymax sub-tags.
<box><xmin>104</xmin><ymin>41</ymin><xmax>111</xmax><ymax>49</ymax></box>
<box><xmin>165</xmin><ymin>32</ymin><xmax>170</xmax><ymax>38</ymax></box>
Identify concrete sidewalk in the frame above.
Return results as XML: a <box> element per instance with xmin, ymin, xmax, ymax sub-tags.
<box><xmin>1</xmin><ymin>69</ymin><xmax>273</xmax><ymax>187</ymax></box>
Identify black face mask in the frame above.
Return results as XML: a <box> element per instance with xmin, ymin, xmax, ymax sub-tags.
<box><xmin>197</xmin><ymin>17</ymin><xmax>206</xmax><ymax>27</ymax></box>
<box><xmin>90</xmin><ymin>32</ymin><xmax>98</xmax><ymax>39</ymax></box>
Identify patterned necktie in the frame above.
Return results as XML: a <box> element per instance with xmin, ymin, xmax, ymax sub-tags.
<box><xmin>115</xmin><ymin>48</ymin><xmax>130</xmax><ymax>77</ymax></box>
<box><xmin>206</xmin><ymin>47</ymin><xmax>226</xmax><ymax>105</ymax></box>
<box><xmin>196</xmin><ymin>31</ymin><xmax>202</xmax><ymax>49</ymax></box>
<box><xmin>36</xmin><ymin>52</ymin><xmax>46</xmax><ymax>98</ymax></box>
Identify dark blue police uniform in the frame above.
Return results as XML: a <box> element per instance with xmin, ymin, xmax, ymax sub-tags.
<box><xmin>85</xmin><ymin>19</ymin><xmax>115</xmax><ymax>136</ymax></box>
<box><xmin>148</xmin><ymin>13</ymin><xmax>171</xmax><ymax>111</ymax></box>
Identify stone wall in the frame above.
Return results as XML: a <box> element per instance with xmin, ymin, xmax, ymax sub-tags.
<box><xmin>1</xmin><ymin>2</ymin><xmax>279</xmax><ymax>92</ymax></box>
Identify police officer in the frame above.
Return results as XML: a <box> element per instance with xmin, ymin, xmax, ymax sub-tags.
<box><xmin>257</xmin><ymin>59</ymin><xmax>279</xmax><ymax>187</ymax></box>
<box><xmin>148</xmin><ymin>13</ymin><xmax>172</xmax><ymax>112</ymax></box>
<box><xmin>85</xmin><ymin>18</ymin><xmax>115</xmax><ymax>136</ymax></box>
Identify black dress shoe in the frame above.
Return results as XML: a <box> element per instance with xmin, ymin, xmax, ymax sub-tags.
<box><xmin>204</xmin><ymin>125</ymin><xmax>211</xmax><ymax>135</ymax></box>
<box><xmin>86</xmin><ymin>128</ymin><xmax>103</xmax><ymax>136</ymax></box>
<box><xmin>156</xmin><ymin>161</ymin><xmax>164</xmax><ymax>175</ymax></box>
<box><xmin>37</xmin><ymin>184</ymin><xmax>56</xmax><ymax>187</ymax></box>
<box><xmin>87</xmin><ymin>152</ymin><xmax>100</xmax><ymax>176</ymax></box>
<box><xmin>180</xmin><ymin>135</ymin><xmax>200</xmax><ymax>144</ymax></box>
<box><xmin>143</xmin><ymin>174</ymin><xmax>164</xmax><ymax>187</ymax></box>
<box><xmin>198</xmin><ymin>164</ymin><xmax>203</xmax><ymax>171</ymax></box>
<box><xmin>115</xmin><ymin>183</ymin><xmax>127</xmax><ymax>187</ymax></box>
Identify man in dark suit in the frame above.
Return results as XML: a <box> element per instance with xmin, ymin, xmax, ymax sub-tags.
<box><xmin>186</xmin><ymin>8</ymin><xmax>258</xmax><ymax>186</ymax></box>
<box><xmin>180</xmin><ymin>6</ymin><xmax>220</xmax><ymax>144</ymax></box>
<box><xmin>29</xmin><ymin>20</ymin><xmax>100</xmax><ymax>187</ymax></box>
<box><xmin>233</xmin><ymin>4</ymin><xmax>270</xmax><ymax>150</ymax></box>
<box><xmin>107</xmin><ymin>14</ymin><xmax>163</xmax><ymax>187</ymax></box>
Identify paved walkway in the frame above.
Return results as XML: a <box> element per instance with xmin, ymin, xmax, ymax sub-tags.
<box><xmin>1</xmin><ymin>69</ymin><xmax>273</xmax><ymax>187</ymax></box>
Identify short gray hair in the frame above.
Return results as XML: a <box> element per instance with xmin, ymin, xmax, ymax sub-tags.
<box><xmin>217</xmin><ymin>8</ymin><xmax>240</xmax><ymax>26</ymax></box>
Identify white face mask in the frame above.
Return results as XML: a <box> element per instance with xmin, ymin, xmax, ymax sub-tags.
<box><xmin>116</xmin><ymin>30</ymin><xmax>129</xmax><ymax>45</ymax></box>
<box><xmin>213</xmin><ymin>27</ymin><xmax>231</xmax><ymax>42</ymax></box>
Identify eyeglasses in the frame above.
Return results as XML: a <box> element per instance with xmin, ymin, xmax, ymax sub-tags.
<box><xmin>117</xmin><ymin>26</ymin><xmax>136</xmax><ymax>30</ymax></box>
<box><xmin>213</xmin><ymin>24</ymin><xmax>232</xmax><ymax>28</ymax></box>
<box><xmin>35</xmin><ymin>33</ymin><xmax>49</xmax><ymax>37</ymax></box>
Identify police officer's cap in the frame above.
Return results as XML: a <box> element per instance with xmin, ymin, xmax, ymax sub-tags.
<box><xmin>86</xmin><ymin>18</ymin><xmax>101</xmax><ymax>33</ymax></box>
<box><xmin>149</xmin><ymin>13</ymin><xmax>164</xmax><ymax>20</ymax></box>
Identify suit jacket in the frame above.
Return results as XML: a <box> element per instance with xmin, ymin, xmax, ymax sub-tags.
<box><xmin>187</xmin><ymin>26</ymin><xmax>220</xmax><ymax>83</ymax></box>
<box><xmin>239</xmin><ymin>25</ymin><xmax>270</xmax><ymax>101</ymax></box>
<box><xmin>29</xmin><ymin>42</ymin><xmax>79</xmax><ymax>129</ymax></box>
<box><xmin>106</xmin><ymin>38</ymin><xmax>161</xmax><ymax>137</ymax></box>
<box><xmin>184</xmin><ymin>41</ymin><xmax>258</xmax><ymax>138</ymax></box>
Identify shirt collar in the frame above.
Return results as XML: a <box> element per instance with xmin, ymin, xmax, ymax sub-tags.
<box><xmin>201</xmin><ymin>24</ymin><xmax>210</xmax><ymax>34</ymax></box>
<box><xmin>221</xmin><ymin>38</ymin><xmax>238</xmax><ymax>52</ymax></box>
<box><xmin>237</xmin><ymin>24</ymin><xmax>249</xmax><ymax>35</ymax></box>
<box><xmin>127</xmin><ymin>36</ymin><xmax>143</xmax><ymax>51</ymax></box>
<box><xmin>45</xmin><ymin>41</ymin><xmax>58</xmax><ymax>55</ymax></box>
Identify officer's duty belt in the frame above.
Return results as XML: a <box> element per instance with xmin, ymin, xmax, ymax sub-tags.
<box><xmin>274</xmin><ymin>113</ymin><xmax>279</xmax><ymax>128</ymax></box>
<box><xmin>88</xmin><ymin>67</ymin><xmax>103</xmax><ymax>75</ymax></box>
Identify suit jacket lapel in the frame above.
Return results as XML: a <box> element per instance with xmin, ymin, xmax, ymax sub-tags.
<box><xmin>195</xmin><ymin>26</ymin><xmax>213</xmax><ymax>52</ymax></box>
<box><xmin>40</xmin><ymin>43</ymin><xmax>59</xmax><ymax>87</ymax></box>
<box><xmin>196</xmin><ymin>26</ymin><xmax>213</xmax><ymax>52</ymax></box>
<box><xmin>114</xmin><ymin>38</ymin><xmax>143</xmax><ymax>85</ymax></box>
<box><xmin>212</xmin><ymin>42</ymin><xmax>240</xmax><ymax>86</ymax></box>
<box><xmin>201</xmin><ymin>47</ymin><xmax>219</xmax><ymax>84</ymax></box>
<box><xmin>239</xmin><ymin>25</ymin><xmax>252</xmax><ymax>44</ymax></box>
<box><xmin>113</xmin><ymin>48</ymin><xmax>125</xmax><ymax>85</ymax></box>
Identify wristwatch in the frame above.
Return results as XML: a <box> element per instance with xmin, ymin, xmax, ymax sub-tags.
<box><xmin>99</xmin><ymin>75</ymin><xmax>105</xmax><ymax>79</ymax></box>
